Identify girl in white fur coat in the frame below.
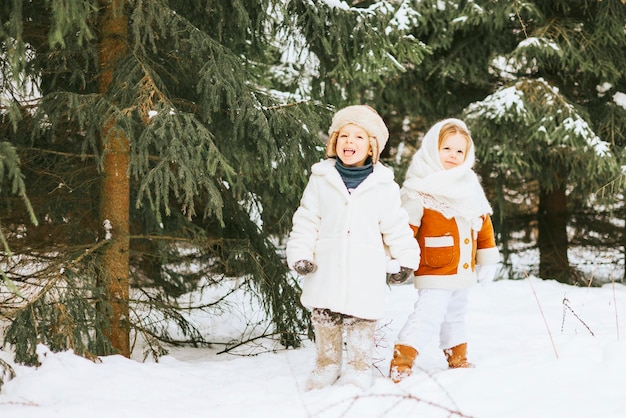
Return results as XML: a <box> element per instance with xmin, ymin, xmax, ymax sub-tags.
<box><xmin>389</xmin><ymin>118</ymin><xmax>500</xmax><ymax>383</ymax></box>
<box><xmin>286</xmin><ymin>105</ymin><xmax>419</xmax><ymax>391</ymax></box>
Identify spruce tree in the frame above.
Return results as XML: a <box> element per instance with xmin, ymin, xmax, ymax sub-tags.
<box><xmin>372</xmin><ymin>0</ymin><xmax>625</xmax><ymax>284</ymax></box>
<box><xmin>0</xmin><ymin>0</ymin><xmax>427</xmax><ymax>364</ymax></box>
<box><xmin>465</xmin><ymin>0</ymin><xmax>625</xmax><ymax>283</ymax></box>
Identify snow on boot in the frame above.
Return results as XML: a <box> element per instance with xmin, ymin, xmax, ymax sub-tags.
<box><xmin>305</xmin><ymin>321</ymin><xmax>343</xmax><ymax>391</ymax></box>
<box><xmin>443</xmin><ymin>343</ymin><xmax>474</xmax><ymax>368</ymax></box>
<box><xmin>339</xmin><ymin>319</ymin><xmax>376</xmax><ymax>390</ymax></box>
<box><xmin>389</xmin><ymin>344</ymin><xmax>418</xmax><ymax>383</ymax></box>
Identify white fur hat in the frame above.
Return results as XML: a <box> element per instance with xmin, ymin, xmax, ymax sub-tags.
<box><xmin>326</xmin><ymin>105</ymin><xmax>389</xmax><ymax>164</ymax></box>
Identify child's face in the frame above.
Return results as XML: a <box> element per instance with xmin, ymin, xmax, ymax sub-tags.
<box><xmin>438</xmin><ymin>133</ymin><xmax>467</xmax><ymax>170</ymax></box>
<box><xmin>336</xmin><ymin>123</ymin><xmax>372</xmax><ymax>167</ymax></box>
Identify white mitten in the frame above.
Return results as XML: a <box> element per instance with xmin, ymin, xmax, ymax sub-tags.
<box><xmin>386</xmin><ymin>259</ymin><xmax>401</xmax><ymax>274</ymax></box>
<box><xmin>476</xmin><ymin>264</ymin><xmax>498</xmax><ymax>283</ymax></box>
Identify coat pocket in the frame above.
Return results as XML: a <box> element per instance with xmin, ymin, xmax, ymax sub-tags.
<box><xmin>422</xmin><ymin>235</ymin><xmax>455</xmax><ymax>267</ymax></box>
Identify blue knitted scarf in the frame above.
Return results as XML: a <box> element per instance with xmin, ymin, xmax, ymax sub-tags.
<box><xmin>335</xmin><ymin>157</ymin><xmax>374</xmax><ymax>192</ymax></box>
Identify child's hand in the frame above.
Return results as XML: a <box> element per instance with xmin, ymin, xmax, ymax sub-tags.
<box><xmin>387</xmin><ymin>267</ymin><xmax>414</xmax><ymax>285</ymax></box>
<box><xmin>294</xmin><ymin>260</ymin><xmax>317</xmax><ymax>275</ymax></box>
<box><xmin>476</xmin><ymin>264</ymin><xmax>498</xmax><ymax>283</ymax></box>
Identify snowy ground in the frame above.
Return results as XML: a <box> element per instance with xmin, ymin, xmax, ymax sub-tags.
<box><xmin>0</xmin><ymin>275</ymin><xmax>624</xmax><ymax>418</ymax></box>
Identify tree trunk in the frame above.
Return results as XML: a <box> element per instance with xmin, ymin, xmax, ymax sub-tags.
<box><xmin>537</xmin><ymin>186</ymin><xmax>571</xmax><ymax>284</ymax></box>
<box><xmin>97</xmin><ymin>0</ymin><xmax>131</xmax><ymax>357</ymax></box>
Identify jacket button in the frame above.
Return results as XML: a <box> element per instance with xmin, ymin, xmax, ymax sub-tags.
<box><xmin>464</xmin><ymin>238</ymin><xmax>470</xmax><ymax>244</ymax></box>
<box><xmin>463</xmin><ymin>263</ymin><xmax>469</xmax><ymax>269</ymax></box>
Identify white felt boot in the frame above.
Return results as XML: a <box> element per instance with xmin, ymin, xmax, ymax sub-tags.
<box><xmin>305</xmin><ymin>321</ymin><xmax>343</xmax><ymax>391</ymax></box>
<box><xmin>339</xmin><ymin>319</ymin><xmax>376</xmax><ymax>390</ymax></box>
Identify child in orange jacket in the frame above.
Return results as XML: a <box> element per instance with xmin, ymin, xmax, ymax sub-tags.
<box><xmin>389</xmin><ymin>118</ymin><xmax>500</xmax><ymax>383</ymax></box>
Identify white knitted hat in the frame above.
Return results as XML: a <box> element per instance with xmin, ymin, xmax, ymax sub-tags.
<box><xmin>326</xmin><ymin>105</ymin><xmax>389</xmax><ymax>164</ymax></box>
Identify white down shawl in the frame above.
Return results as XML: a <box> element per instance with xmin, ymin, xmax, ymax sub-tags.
<box><xmin>286</xmin><ymin>159</ymin><xmax>420</xmax><ymax>320</ymax></box>
<box><xmin>401</xmin><ymin>118</ymin><xmax>492</xmax><ymax>225</ymax></box>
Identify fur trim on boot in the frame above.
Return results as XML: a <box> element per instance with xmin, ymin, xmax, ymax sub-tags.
<box><xmin>443</xmin><ymin>343</ymin><xmax>474</xmax><ymax>368</ymax></box>
<box><xmin>389</xmin><ymin>344</ymin><xmax>418</xmax><ymax>383</ymax></box>
<box><xmin>338</xmin><ymin>319</ymin><xmax>377</xmax><ymax>390</ymax></box>
<box><xmin>306</xmin><ymin>322</ymin><xmax>343</xmax><ymax>391</ymax></box>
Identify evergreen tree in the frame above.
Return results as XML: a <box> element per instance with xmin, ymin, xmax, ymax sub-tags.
<box><xmin>465</xmin><ymin>0</ymin><xmax>625</xmax><ymax>283</ymax></box>
<box><xmin>0</xmin><ymin>0</ymin><xmax>427</xmax><ymax>364</ymax></box>
<box><xmin>465</xmin><ymin>79</ymin><xmax>621</xmax><ymax>282</ymax></box>
<box><xmin>372</xmin><ymin>0</ymin><xmax>625</xmax><ymax>284</ymax></box>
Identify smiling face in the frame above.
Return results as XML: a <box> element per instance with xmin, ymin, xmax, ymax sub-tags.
<box><xmin>438</xmin><ymin>132</ymin><xmax>468</xmax><ymax>170</ymax></box>
<box><xmin>335</xmin><ymin>123</ymin><xmax>372</xmax><ymax>167</ymax></box>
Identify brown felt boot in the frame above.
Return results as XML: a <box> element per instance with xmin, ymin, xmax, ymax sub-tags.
<box><xmin>443</xmin><ymin>343</ymin><xmax>474</xmax><ymax>368</ymax></box>
<box><xmin>389</xmin><ymin>344</ymin><xmax>418</xmax><ymax>383</ymax></box>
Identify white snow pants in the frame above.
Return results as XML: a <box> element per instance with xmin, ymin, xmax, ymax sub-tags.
<box><xmin>396</xmin><ymin>288</ymin><xmax>470</xmax><ymax>351</ymax></box>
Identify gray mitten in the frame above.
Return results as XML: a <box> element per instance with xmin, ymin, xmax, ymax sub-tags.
<box><xmin>294</xmin><ymin>259</ymin><xmax>317</xmax><ymax>275</ymax></box>
<box><xmin>387</xmin><ymin>266</ymin><xmax>414</xmax><ymax>285</ymax></box>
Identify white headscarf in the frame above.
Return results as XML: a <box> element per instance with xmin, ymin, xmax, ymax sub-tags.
<box><xmin>401</xmin><ymin>118</ymin><xmax>492</xmax><ymax>222</ymax></box>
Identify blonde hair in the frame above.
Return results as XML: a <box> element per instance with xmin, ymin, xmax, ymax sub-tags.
<box><xmin>437</xmin><ymin>121</ymin><xmax>472</xmax><ymax>154</ymax></box>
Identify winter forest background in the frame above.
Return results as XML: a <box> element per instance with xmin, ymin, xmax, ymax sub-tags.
<box><xmin>1</xmin><ymin>0</ymin><xmax>626</xmax><ymax>389</ymax></box>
